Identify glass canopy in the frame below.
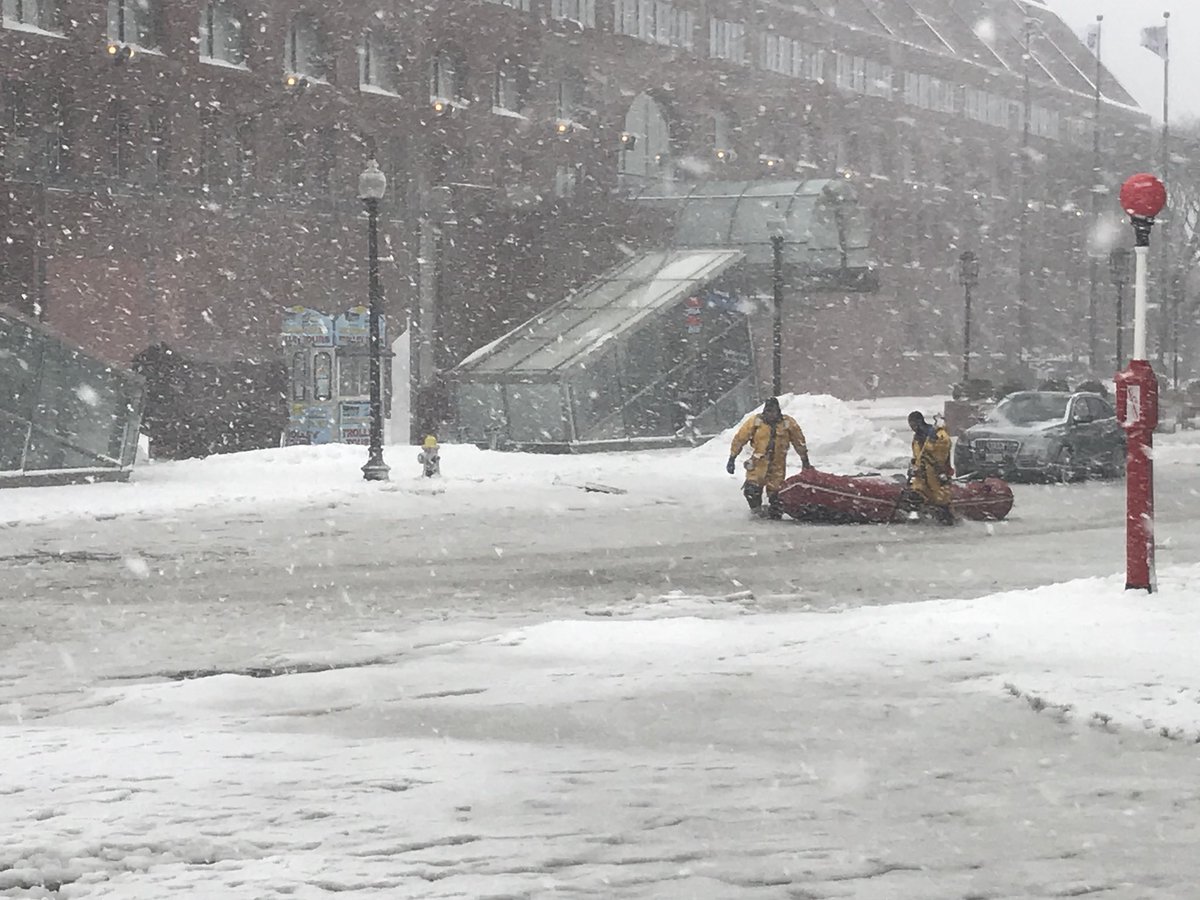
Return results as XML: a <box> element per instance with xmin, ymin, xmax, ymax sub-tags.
<box><xmin>640</xmin><ymin>178</ymin><xmax>875</xmax><ymax>275</ymax></box>
<box><xmin>454</xmin><ymin>249</ymin><xmax>755</xmax><ymax>448</ymax></box>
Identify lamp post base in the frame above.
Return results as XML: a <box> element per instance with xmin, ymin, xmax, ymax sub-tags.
<box><xmin>362</xmin><ymin>456</ymin><xmax>391</xmax><ymax>482</ymax></box>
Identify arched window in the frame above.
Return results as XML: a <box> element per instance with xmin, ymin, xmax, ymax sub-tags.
<box><xmin>199</xmin><ymin>0</ymin><xmax>246</xmax><ymax>65</ymax></box>
<box><xmin>107</xmin><ymin>0</ymin><xmax>159</xmax><ymax>48</ymax></box>
<box><xmin>4</xmin><ymin>0</ymin><xmax>61</xmax><ymax>31</ymax></box>
<box><xmin>286</xmin><ymin>14</ymin><xmax>327</xmax><ymax>81</ymax></box>
<box><xmin>618</xmin><ymin>93</ymin><xmax>671</xmax><ymax>190</ymax></box>
<box><xmin>359</xmin><ymin>30</ymin><xmax>398</xmax><ymax>93</ymax></box>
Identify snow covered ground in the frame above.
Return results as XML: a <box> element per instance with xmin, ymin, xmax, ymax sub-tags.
<box><xmin>3</xmin><ymin>395</ymin><xmax>1200</xmax><ymax>898</ymax></box>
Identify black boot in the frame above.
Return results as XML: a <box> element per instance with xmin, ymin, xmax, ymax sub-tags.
<box><xmin>766</xmin><ymin>491</ymin><xmax>784</xmax><ymax>520</ymax></box>
<box><xmin>743</xmin><ymin>482</ymin><xmax>764</xmax><ymax>514</ymax></box>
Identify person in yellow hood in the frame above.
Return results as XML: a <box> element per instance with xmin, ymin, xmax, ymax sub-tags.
<box><xmin>727</xmin><ymin>397</ymin><xmax>812</xmax><ymax>518</ymax></box>
<box><xmin>906</xmin><ymin>410</ymin><xmax>954</xmax><ymax>524</ymax></box>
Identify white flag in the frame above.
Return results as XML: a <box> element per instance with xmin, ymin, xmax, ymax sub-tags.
<box><xmin>1140</xmin><ymin>24</ymin><xmax>1168</xmax><ymax>59</ymax></box>
<box><xmin>1086</xmin><ymin>23</ymin><xmax>1100</xmax><ymax>54</ymax></box>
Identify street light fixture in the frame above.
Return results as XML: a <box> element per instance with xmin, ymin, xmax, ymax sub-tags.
<box><xmin>768</xmin><ymin>216</ymin><xmax>787</xmax><ymax>396</ymax></box>
<box><xmin>958</xmin><ymin>250</ymin><xmax>980</xmax><ymax>384</ymax></box>
<box><xmin>358</xmin><ymin>158</ymin><xmax>390</xmax><ymax>482</ymax></box>
<box><xmin>1109</xmin><ymin>247</ymin><xmax>1130</xmax><ymax>368</ymax></box>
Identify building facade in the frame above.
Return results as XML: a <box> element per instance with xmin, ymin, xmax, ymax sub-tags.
<box><xmin>0</xmin><ymin>0</ymin><xmax>1182</xmax><ymax>438</ymax></box>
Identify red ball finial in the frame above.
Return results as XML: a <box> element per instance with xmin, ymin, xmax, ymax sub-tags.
<box><xmin>1119</xmin><ymin>173</ymin><xmax>1167</xmax><ymax>219</ymax></box>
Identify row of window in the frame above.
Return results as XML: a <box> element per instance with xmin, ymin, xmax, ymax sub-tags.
<box><xmin>5</xmin><ymin>0</ymin><xmax>1075</xmax><ymax>144</ymax></box>
<box><xmin>498</xmin><ymin>0</ymin><xmax>1075</xmax><ymax>142</ymax></box>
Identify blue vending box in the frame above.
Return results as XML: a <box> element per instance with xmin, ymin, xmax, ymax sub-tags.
<box><xmin>282</xmin><ymin>307</ymin><xmax>338</xmax><ymax>445</ymax></box>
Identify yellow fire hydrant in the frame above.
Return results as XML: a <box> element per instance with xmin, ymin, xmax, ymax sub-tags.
<box><xmin>417</xmin><ymin>434</ymin><xmax>440</xmax><ymax>478</ymax></box>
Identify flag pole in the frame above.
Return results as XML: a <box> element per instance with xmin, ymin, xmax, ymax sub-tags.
<box><xmin>1160</xmin><ymin>10</ymin><xmax>1173</xmax><ymax>380</ymax></box>
<box><xmin>1088</xmin><ymin>14</ymin><xmax>1103</xmax><ymax>372</ymax></box>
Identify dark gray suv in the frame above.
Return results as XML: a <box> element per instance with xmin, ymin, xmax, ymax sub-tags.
<box><xmin>954</xmin><ymin>391</ymin><xmax>1125</xmax><ymax>482</ymax></box>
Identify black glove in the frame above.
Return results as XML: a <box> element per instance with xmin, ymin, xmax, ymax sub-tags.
<box><xmin>726</xmin><ymin>456</ymin><xmax>737</xmax><ymax>475</ymax></box>
<box><xmin>802</xmin><ymin>458</ymin><xmax>814</xmax><ymax>470</ymax></box>
<box><xmin>937</xmin><ymin>473</ymin><xmax>950</xmax><ymax>485</ymax></box>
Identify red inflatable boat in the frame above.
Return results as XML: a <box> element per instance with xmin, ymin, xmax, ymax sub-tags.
<box><xmin>777</xmin><ymin>469</ymin><xmax>1014</xmax><ymax>524</ymax></box>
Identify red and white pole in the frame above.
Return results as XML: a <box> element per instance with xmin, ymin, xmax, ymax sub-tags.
<box><xmin>1115</xmin><ymin>174</ymin><xmax>1166</xmax><ymax>593</ymax></box>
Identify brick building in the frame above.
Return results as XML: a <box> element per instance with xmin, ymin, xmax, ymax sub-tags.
<box><xmin>0</xmin><ymin>0</ymin><xmax>1178</xmax><ymax>437</ymax></box>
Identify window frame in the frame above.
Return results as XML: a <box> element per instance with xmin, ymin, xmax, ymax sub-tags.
<box><xmin>107</xmin><ymin>0</ymin><xmax>159</xmax><ymax>49</ymax></box>
<box><xmin>286</xmin><ymin>14</ymin><xmax>328</xmax><ymax>82</ymax></box>
<box><xmin>199</xmin><ymin>0</ymin><xmax>247</xmax><ymax>67</ymax></box>
<box><xmin>493</xmin><ymin>59</ymin><xmax>525</xmax><ymax>114</ymax></box>
<box><xmin>550</xmin><ymin>0</ymin><xmax>595</xmax><ymax>28</ymax></box>
<box><xmin>2</xmin><ymin>0</ymin><xmax>62</xmax><ymax>33</ymax></box>
<box><xmin>430</xmin><ymin>49</ymin><xmax>463</xmax><ymax>104</ymax></box>
<box><xmin>359</xmin><ymin>29</ymin><xmax>399</xmax><ymax>94</ymax></box>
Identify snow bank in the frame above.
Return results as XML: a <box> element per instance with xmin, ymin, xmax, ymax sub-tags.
<box><xmin>706</xmin><ymin>392</ymin><xmax>911</xmax><ymax>470</ymax></box>
<box><xmin>0</xmin><ymin>395</ymin><xmax>916</xmax><ymax>525</ymax></box>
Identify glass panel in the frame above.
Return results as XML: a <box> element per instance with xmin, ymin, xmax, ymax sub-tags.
<box><xmin>0</xmin><ymin>317</ymin><xmax>40</xmax><ymax>418</ymax></box>
<box><xmin>291</xmin><ymin>351</ymin><xmax>308</xmax><ymax>400</ymax></box>
<box><xmin>674</xmin><ymin>197</ymin><xmax>734</xmax><ymax>246</ymax></box>
<box><xmin>473</xmin><ymin>337</ymin><xmax>544</xmax><ymax>373</ymax></box>
<box><xmin>465</xmin><ymin>250</ymin><xmax>741</xmax><ymax>375</ymax></box>
<box><xmin>313</xmin><ymin>351</ymin><xmax>333</xmax><ymax>401</ymax></box>
<box><xmin>455</xmin><ymin>381</ymin><xmax>506</xmax><ymax>442</ymax></box>
<box><xmin>505</xmin><ymin>382</ymin><xmax>566</xmax><ymax>442</ymax></box>
<box><xmin>569</xmin><ymin>350</ymin><xmax>622</xmax><ymax>440</ymax></box>
<box><xmin>32</xmin><ymin>342</ymin><xmax>128</xmax><ymax>464</ymax></box>
<box><xmin>0</xmin><ymin>410</ymin><xmax>28</xmax><ymax>471</ymax></box>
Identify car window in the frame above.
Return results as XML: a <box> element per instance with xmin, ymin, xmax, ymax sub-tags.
<box><xmin>1091</xmin><ymin>397</ymin><xmax>1114</xmax><ymax>419</ymax></box>
<box><xmin>990</xmin><ymin>394</ymin><xmax>1070</xmax><ymax>425</ymax></box>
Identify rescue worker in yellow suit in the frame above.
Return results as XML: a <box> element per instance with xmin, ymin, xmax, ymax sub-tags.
<box><xmin>726</xmin><ymin>397</ymin><xmax>812</xmax><ymax>518</ymax></box>
<box><xmin>906</xmin><ymin>410</ymin><xmax>955</xmax><ymax>524</ymax></box>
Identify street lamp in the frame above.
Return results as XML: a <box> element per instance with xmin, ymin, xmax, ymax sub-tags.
<box><xmin>768</xmin><ymin>217</ymin><xmax>786</xmax><ymax>396</ymax></box>
<box><xmin>1109</xmin><ymin>248</ymin><xmax>1130</xmax><ymax>368</ymax></box>
<box><xmin>358</xmin><ymin>158</ymin><xmax>390</xmax><ymax>482</ymax></box>
<box><xmin>958</xmin><ymin>250</ymin><xmax>980</xmax><ymax>384</ymax></box>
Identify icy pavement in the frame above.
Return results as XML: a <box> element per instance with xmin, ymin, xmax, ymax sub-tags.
<box><xmin>7</xmin><ymin>571</ymin><xmax>1200</xmax><ymax>898</ymax></box>
<box><xmin>3</xmin><ymin>396</ymin><xmax>1200</xmax><ymax>898</ymax></box>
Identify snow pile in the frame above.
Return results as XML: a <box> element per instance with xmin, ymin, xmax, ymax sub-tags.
<box><xmin>706</xmin><ymin>392</ymin><xmax>911</xmax><ymax>470</ymax></box>
<box><xmin>1</xmin><ymin>395</ymin><xmax>915</xmax><ymax>526</ymax></box>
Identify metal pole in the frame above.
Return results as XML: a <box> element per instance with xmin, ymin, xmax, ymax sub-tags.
<box><xmin>963</xmin><ymin>281</ymin><xmax>972</xmax><ymax>384</ymax></box>
<box><xmin>1134</xmin><ymin>242</ymin><xmax>1150</xmax><ymax>362</ymax></box>
<box><xmin>362</xmin><ymin>196</ymin><xmax>390</xmax><ymax>481</ymax></box>
<box><xmin>1115</xmin><ymin>279</ymin><xmax>1124</xmax><ymax>369</ymax></box>
<box><xmin>771</xmin><ymin>233</ymin><xmax>783</xmax><ymax>396</ymax></box>
<box><xmin>1160</xmin><ymin>11</ymin><xmax>1172</xmax><ymax>372</ymax></box>
<box><xmin>1017</xmin><ymin>18</ymin><xmax>1033</xmax><ymax>360</ymax></box>
<box><xmin>1088</xmin><ymin>15</ymin><xmax>1103</xmax><ymax>372</ymax></box>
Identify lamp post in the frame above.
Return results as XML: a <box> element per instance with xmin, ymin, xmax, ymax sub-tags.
<box><xmin>1115</xmin><ymin>172</ymin><xmax>1167</xmax><ymax>593</ymax></box>
<box><xmin>358</xmin><ymin>158</ymin><xmax>389</xmax><ymax>482</ymax></box>
<box><xmin>768</xmin><ymin>217</ymin><xmax>787</xmax><ymax>396</ymax></box>
<box><xmin>1109</xmin><ymin>248</ymin><xmax>1130</xmax><ymax>369</ymax></box>
<box><xmin>958</xmin><ymin>251</ymin><xmax>980</xmax><ymax>384</ymax></box>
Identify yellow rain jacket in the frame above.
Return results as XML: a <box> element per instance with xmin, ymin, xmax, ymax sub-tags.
<box><xmin>729</xmin><ymin>414</ymin><xmax>808</xmax><ymax>492</ymax></box>
<box><xmin>910</xmin><ymin>425</ymin><xmax>953</xmax><ymax>507</ymax></box>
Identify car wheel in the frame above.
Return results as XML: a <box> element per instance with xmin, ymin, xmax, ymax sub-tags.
<box><xmin>1055</xmin><ymin>447</ymin><xmax>1080</xmax><ymax>483</ymax></box>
